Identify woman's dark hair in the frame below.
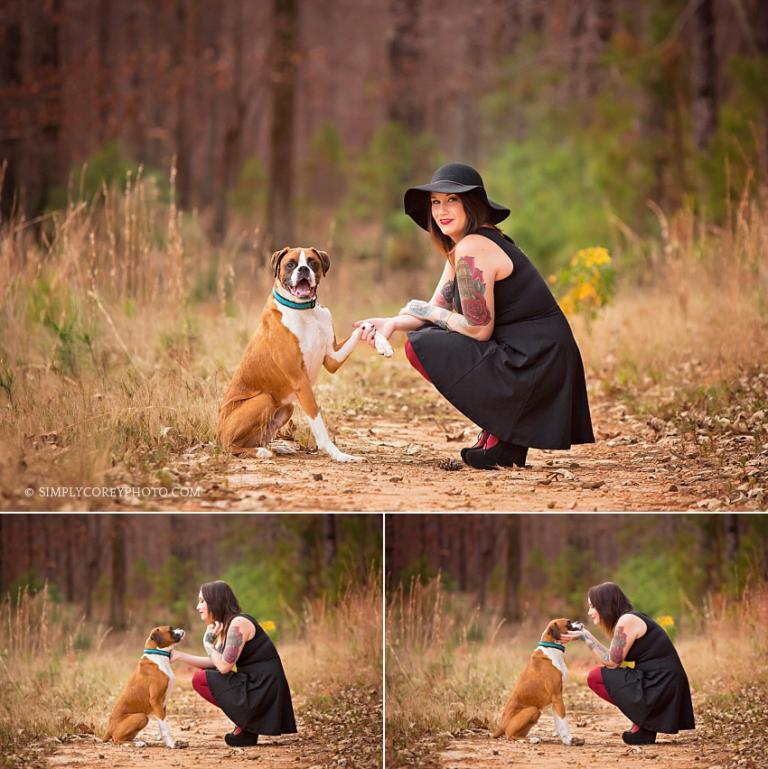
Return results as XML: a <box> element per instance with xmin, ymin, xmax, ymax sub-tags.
<box><xmin>428</xmin><ymin>188</ymin><xmax>500</xmax><ymax>264</ymax></box>
<box><xmin>588</xmin><ymin>581</ymin><xmax>634</xmax><ymax>635</ymax></box>
<box><xmin>200</xmin><ymin>580</ymin><xmax>241</xmax><ymax>642</ymax></box>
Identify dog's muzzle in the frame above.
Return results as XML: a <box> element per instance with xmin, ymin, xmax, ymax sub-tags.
<box><xmin>172</xmin><ymin>627</ymin><xmax>186</xmax><ymax>642</ymax></box>
<box><xmin>567</xmin><ymin>621</ymin><xmax>584</xmax><ymax>631</ymax></box>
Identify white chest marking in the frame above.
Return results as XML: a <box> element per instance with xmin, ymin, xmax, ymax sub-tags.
<box><xmin>539</xmin><ymin>646</ymin><xmax>568</xmax><ymax>683</ymax></box>
<box><xmin>275</xmin><ymin>302</ymin><xmax>334</xmax><ymax>385</ymax></box>
<box><xmin>143</xmin><ymin>653</ymin><xmax>175</xmax><ymax>705</ymax></box>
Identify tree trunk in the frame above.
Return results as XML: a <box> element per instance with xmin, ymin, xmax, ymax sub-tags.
<box><xmin>110</xmin><ymin>515</ymin><xmax>127</xmax><ymax>630</ymax></box>
<box><xmin>503</xmin><ymin>515</ymin><xmax>522</xmax><ymax>622</ymax></box>
<box><xmin>387</xmin><ymin>0</ymin><xmax>423</xmax><ymax>131</ymax></box>
<box><xmin>84</xmin><ymin>516</ymin><xmax>102</xmax><ymax>620</ymax></box>
<box><xmin>691</xmin><ymin>0</ymin><xmax>718</xmax><ymax>151</ymax></box>
<box><xmin>267</xmin><ymin>0</ymin><xmax>298</xmax><ymax>252</ymax></box>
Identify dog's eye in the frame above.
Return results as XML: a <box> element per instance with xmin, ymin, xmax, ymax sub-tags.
<box><xmin>308</xmin><ymin>260</ymin><xmax>318</xmax><ymax>271</ymax></box>
<box><xmin>285</xmin><ymin>261</ymin><xmax>296</xmax><ymax>270</ymax></box>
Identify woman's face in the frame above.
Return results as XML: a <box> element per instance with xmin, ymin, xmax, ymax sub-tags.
<box><xmin>197</xmin><ymin>592</ymin><xmax>213</xmax><ymax>624</ymax></box>
<box><xmin>587</xmin><ymin>597</ymin><xmax>600</xmax><ymax>626</ymax></box>
<box><xmin>430</xmin><ymin>192</ymin><xmax>467</xmax><ymax>242</ymax></box>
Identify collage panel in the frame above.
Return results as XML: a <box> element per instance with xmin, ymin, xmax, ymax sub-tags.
<box><xmin>0</xmin><ymin>513</ymin><xmax>383</xmax><ymax>769</ymax></box>
<box><xmin>385</xmin><ymin>513</ymin><xmax>768</xmax><ymax>769</ymax></box>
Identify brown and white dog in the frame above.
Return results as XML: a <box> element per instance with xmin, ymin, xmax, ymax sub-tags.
<box><xmin>103</xmin><ymin>625</ymin><xmax>185</xmax><ymax>748</ymax></box>
<box><xmin>217</xmin><ymin>246</ymin><xmax>393</xmax><ymax>462</ymax></box>
<box><xmin>492</xmin><ymin>618</ymin><xmax>584</xmax><ymax>746</ymax></box>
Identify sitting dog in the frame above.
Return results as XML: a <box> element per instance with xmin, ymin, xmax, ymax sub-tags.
<box><xmin>217</xmin><ymin>246</ymin><xmax>393</xmax><ymax>462</ymax></box>
<box><xmin>492</xmin><ymin>618</ymin><xmax>584</xmax><ymax>746</ymax></box>
<box><xmin>103</xmin><ymin>625</ymin><xmax>186</xmax><ymax>748</ymax></box>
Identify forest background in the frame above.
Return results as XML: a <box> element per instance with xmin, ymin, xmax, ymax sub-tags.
<box><xmin>0</xmin><ymin>513</ymin><xmax>383</xmax><ymax>768</ymax></box>
<box><xmin>386</xmin><ymin>513</ymin><xmax>768</xmax><ymax>768</ymax></box>
<box><xmin>1</xmin><ymin>0</ymin><xmax>767</xmax><ymax>509</ymax></box>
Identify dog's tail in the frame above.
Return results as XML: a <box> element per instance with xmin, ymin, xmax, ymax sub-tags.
<box><xmin>102</xmin><ymin>727</ymin><xmax>112</xmax><ymax>743</ymax></box>
<box><xmin>491</xmin><ymin>725</ymin><xmax>504</xmax><ymax>738</ymax></box>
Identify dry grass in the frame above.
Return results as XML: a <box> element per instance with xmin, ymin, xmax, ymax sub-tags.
<box><xmin>1</xmin><ymin>168</ymin><xmax>767</xmax><ymax>507</ymax></box>
<box><xmin>0</xmin><ymin>579</ymin><xmax>382</xmax><ymax>761</ymax></box>
<box><xmin>579</xmin><ymin>198</ymin><xmax>768</xmax><ymax>398</ymax></box>
<box><xmin>385</xmin><ymin>578</ymin><xmax>768</xmax><ymax>753</ymax></box>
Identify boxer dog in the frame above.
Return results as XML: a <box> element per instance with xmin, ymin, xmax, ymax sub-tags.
<box><xmin>492</xmin><ymin>618</ymin><xmax>584</xmax><ymax>746</ymax></box>
<box><xmin>103</xmin><ymin>625</ymin><xmax>185</xmax><ymax>748</ymax></box>
<box><xmin>217</xmin><ymin>246</ymin><xmax>393</xmax><ymax>462</ymax></box>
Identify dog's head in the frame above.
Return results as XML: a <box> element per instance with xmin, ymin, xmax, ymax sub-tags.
<box><xmin>271</xmin><ymin>246</ymin><xmax>331</xmax><ymax>303</ymax></box>
<box><xmin>542</xmin><ymin>618</ymin><xmax>582</xmax><ymax>643</ymax></box>
<box><xmin>145</xmin><ymin>625</ymin><xmax>186</xmax><ymax>649</ymax></box>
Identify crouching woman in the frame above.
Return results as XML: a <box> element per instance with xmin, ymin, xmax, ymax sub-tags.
<box><xmin>171</xmin><ymin>580</ymin><xmax>297</xmax><ymax>747</ymax></box>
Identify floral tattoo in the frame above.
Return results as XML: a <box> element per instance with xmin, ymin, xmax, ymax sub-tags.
<box><xmin>439</xmin><ymin>278</ymin><xmax>455</xmax><ymax>309</ymax></box>
<box><xmin>455</xmin><ymin>256</ymin><xmax>491</xmax><ymax>326</ymax></box>
<box><xmin>609</xmin><ymin>625</ymin><xmax>628</xmax><ymax>665</ymax></box>
<box><xmin>223</xmin><ymin>624</ymin><xmax>244</xmax><ymax>664</ymax></box>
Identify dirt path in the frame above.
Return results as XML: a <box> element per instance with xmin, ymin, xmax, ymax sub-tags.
<box><xmin>436</xmin><ymin>664</ymin><xmax>730</xmax><ymax>769</ymax></box>
<box><xmin>166</xmin><ymin>388</ymin><xmax>751</xmax><ymax>512</ymax></box>
<box><xmin>44</xmin><ymin>670</ymin><xmax>358</xmax><ymax>769</ymax></box>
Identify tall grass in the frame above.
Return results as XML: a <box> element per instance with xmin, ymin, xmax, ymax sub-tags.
<box><xmin>1</xmin><ymin>162</ymin><xmax>767</xmax><ymax>507</ymax></box>
<box><xmin>0</xmin><ymin>578</ymin><xmax>382</xmax><ymax>761</ymax></box>
<box><xmin>385</xmin><ymin>577</ymin><xmax>768</xmax><ymax>755</ymax></box>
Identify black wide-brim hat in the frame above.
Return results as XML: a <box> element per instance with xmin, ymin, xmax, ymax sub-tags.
<box><xmin>403</xmin><ymin>162</ymin><xmax>510</xmax><ymax>231</ymax></box>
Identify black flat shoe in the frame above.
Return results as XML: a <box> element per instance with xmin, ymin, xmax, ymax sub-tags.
<box><xmin>460</xmin><ymin>430</ymin><xmax>488</xmax><ymax>462</ymax></box>
<box><xmin>225</xmin><ymin>730</ymin><xmax>259</xmax><ymax>747</ymax></box>
<box><xmin>622</xmin><ymin>727</ymin><xmax>656</xmax><ymax>745</ymax></box>
<box><xmin>462</xmin><ymin>441</ymin><xmax>528</xmax><ymax>470</ymax></box>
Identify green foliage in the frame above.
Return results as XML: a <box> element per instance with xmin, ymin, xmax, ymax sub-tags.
<box><xmin>544</xmin><ymin>545</ymin><xmax>598</xmax><ymax>616</ymax></box>
<box><xmin>48</xmin><ymin>140</ymin><xmax>168</xmax><ymax>210</ymax></box>
<box><xmin>229</xmin><ymin>153</ymin><xmax>268</xmax><ymax>220</ymax></box>
<box><xmin>150</xmin><ymin>555</ymin><xmax>203</xmax><ymax>624</ymax></box>
<box><xmin>26</xmin><ymin>277</ymin><xmax>98</xmax><ymax>378</ymax></box>
<box><xmin>614</xmin><ymin>554</ymin><xmax>688</xmax><ymax>619</ymax></box>
<box><xmin>6</xmin><ymin>572</ymin><xmax>63</xmax><ymax>605</ymax></box>
<box><xmin>551</xmin><ymin>246</ymin><xmax>616</xmax><ymax>322</ymax></box>
<box><xmin>341</xmin><ymin>121</ymin><xmax>441</xmax><ymax>268</ymax></box>
<box><xmin>303</xmin><ymin>120</ymin><xmax>347</xmax><ymax>207</ymax></box>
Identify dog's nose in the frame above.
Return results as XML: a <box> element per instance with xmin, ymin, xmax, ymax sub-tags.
<box><xmin>297</xmin><ymin>265</ymin><xmax>310</xmax><ymax>275</ymax></box>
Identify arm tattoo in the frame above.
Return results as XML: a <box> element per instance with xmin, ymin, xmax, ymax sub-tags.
<box><xmin>584</xmin><ymin>631</ymin><xmax>611</xmax><ymax>664</ymax></box>
<box><xmin>609</xmin><ymin>625</ymin><xmax>628</xmax><ymax>665</ymax></box>
<box><xmin>439</xmin><ymin>278</ymin><xmax>455</xmax><ymax>308</ymax></box>
<box><xmin>223</xmin><ymin>624</ymin><xmax>245</xmax><ymax>664</ymax></box>
<box><xmin>455</xmin><ymin>256</ymin><xmax>492</xmax><ymax>326</ymax></box>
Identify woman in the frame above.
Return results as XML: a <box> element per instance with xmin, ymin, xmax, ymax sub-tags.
<box><xmin>563</xmin><ymin>581</ymin><xmax>695</xmax><ymax>744</ymax></box>
<box><xmin>170</xmin><ymin>580</ymin><xmax>297</xmax><ymax>747</ymax></box>
<box><xmin>355</xmin><ymin>162</ymin><xmax>593</xmax><ymax>469</ymax></box>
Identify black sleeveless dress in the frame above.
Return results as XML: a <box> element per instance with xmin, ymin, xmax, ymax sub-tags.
<box><xmin>407</xmin><ymin>227</ymin><xmax>594</xmax><ymax>449</ymax></box>
<box><xmin>601</xmin><ymin>611</ymin><xmax>695</xmax><ymax>733</ymax></box>
<box><xmin>205</xmin><ymin>613</ymin><xmax>297</xmax><ymax>735</ymax></box>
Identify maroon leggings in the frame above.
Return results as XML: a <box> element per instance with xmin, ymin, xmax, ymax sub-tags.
<box><xmin>192</xmin><ymin>669</ymin><xmax>220</xmax><ymax>707</ymax></box>
<box><xmin>404</xmin><ymin>339</ymin><xmax>431</xmax><ymax>382</ymax></box>
<box><xmin>587</xmin><ymin>666</ymin><xmax>615</xmax><ymax>704</ymax></box>
<box><xmin>192</xmin><ymin>669</ymin><xmax>244</xmax><ymax>734</ymax></box>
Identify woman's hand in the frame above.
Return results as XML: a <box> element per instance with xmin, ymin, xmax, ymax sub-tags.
<box><xmin>203</xmin><ymin>621</ymin><xmax>223</xmax><ymax>656</ymax></box>
<box><xmin>170</xmin><ymin>649</ymin><xmax>180</xmax><ymax>663</ymax></box>
<box><xmin>562</xmin><ymin>628</ymin><xmax>589</xmax><ymax>643</ymax></box>
<box><xmin>354</xmin><ymin>317</ymin><xmax>396</xmax><ymax>349</ymax></box>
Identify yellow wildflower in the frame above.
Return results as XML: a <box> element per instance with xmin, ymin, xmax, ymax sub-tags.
<box><xmin>261</xmin><ymin>620</ymin><xmax>277</xmax><ymax>633</ymax></box>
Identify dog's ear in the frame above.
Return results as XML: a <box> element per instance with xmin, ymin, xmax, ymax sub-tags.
<box><xmin>271</xmin><ymin>247</ymin><xmax>290</xmax><ymax>277</ymax></box>
<box><xmin>311</xmin><ymin>248</ymin><xmax>331</xmax><ymax>275</ymax></box>
<box><xmin>150</xmin><ymin>628</ymin><xmax>164</xmax><ymax>645</ymax></box>
<box><xmin>547</xmin><ymin>622</ymin><xmax>561</xmax><ymax>641</ymax></box>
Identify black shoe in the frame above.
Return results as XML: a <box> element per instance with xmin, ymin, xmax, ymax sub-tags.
<box><xmin>622</xmin><ymin>727</ymin><xmax>656</xmax><ymax>745</ymax></box>
<box><xmin>225</xmin><ymin>730</ymin><xmax>259</xmax><ymax>747</ymax></box>
<box><xmin>462</xmin><ymin>440</ymin><xmax>528</xmax><ymax>470</ymax></box>
<box><xmin>460</xmin><ymin>430</ymin><xmax>488</xmax><ymax>462</ymax></box>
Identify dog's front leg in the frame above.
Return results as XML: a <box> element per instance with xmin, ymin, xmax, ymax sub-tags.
<box><xmin>294</xmin><ymin>377</ymin><xmax>361</xmax><ymax>463</ymax></box>
<box><xmin>156</xmin><ymin>718</ymin><xmax>176</xmax><ymax>749</ymax></box>
<box><xmin>323</xmin><ymin>328</ymin><xmax>364</xmax><ymax>373</ymax></box>
<box><xmin>552</xmin><ymin>711</ymin><xmax>583</xmax><ymax>746</ymax></box>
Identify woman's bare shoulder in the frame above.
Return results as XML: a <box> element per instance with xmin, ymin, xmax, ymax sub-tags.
<box><xmin>230</xmin><ymin>614</ymin><xmax>257</xmax><ymax>638</ymax></box>
<box><xmin>455</xmin><ymin>232</ymin><xmax>507</xmax><ymax>261</ymax></box>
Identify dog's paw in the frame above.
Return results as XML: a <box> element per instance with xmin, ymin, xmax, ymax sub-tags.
<box><xmin>132</xmin><ymin>739</ymin><xmax>147</xmax><ymax>748</ymax></box>
<box><xmin>527</xmin><ymin>735</ymin><xmax>541</xmax><ymax>744</ymax></box>
<box><xmin>332</xmin><ymin>451</ymin><xmax>362</xmax><ymax>463</ymax></box>
<box><xmin>374</xmin><ymin>334</ymin><xmax>394</xmax><ymax>358</ymax></box>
